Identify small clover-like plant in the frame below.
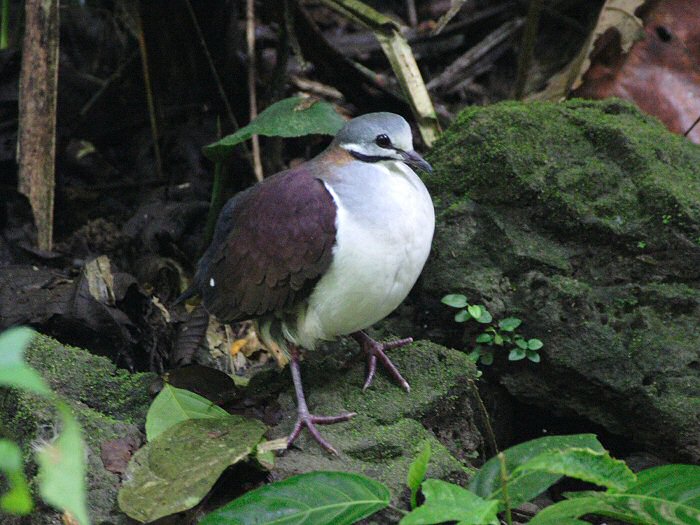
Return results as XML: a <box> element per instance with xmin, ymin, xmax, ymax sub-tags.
<box><xmin>441</xmin><ymin>294</ymin><xmax>543</xmax><ymax>366</ymax></box>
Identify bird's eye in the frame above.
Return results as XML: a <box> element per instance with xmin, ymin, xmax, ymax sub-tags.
<box><xmin>375</xmin><ymin>134</ymin><xmax>392</xmax><ymax>148</ymax></box>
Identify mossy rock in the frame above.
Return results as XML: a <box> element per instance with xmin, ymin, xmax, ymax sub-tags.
<box><xmin>270</xmin><ymin>340</ymin><xmax>482</xmax><ymax>507</ymax></box>
<box><xmin>420</xmin><ymin>99</ymin><xmax>700</xmax><ymax>462</ymax></box>
<box><xmin>0</xmin><ymin>333</ymin><xmax>155</xmax><ymax>525</ymax></box>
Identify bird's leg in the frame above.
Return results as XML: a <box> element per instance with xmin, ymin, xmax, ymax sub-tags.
<box><xmin>350</xmin><ymin>331</ymin><xmax>412</xmax><ymax>393</ymax></box>
<box><xmin>287</xmin><ymin>347</ymin><xmax>356</xmax><ymax>455</ymax></box>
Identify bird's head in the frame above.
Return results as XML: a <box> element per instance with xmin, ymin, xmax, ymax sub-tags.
<box><xmin>333</xmin><ymin>112</ymin><xmax>433</xmax><ymax>173</ymax></box>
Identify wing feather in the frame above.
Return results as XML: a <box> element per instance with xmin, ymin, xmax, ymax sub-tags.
<box><xmin>193</xmin><ymin>166</ymin><xmax>337</xmax><ymax>323</ymax></box>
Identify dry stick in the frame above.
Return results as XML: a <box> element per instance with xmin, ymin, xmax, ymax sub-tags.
<box><xmin>406</xmin><ymin>0</ymin><xmax>417</xmax><ymax>27</ymax></box>
<box><xmin>182</xmin><ymin>0</ymin><xmax>246</xmax><ymax>145</ymax></box>
<box><xmin>1</xmin><ymin>0</ymin><xmax>9</xmax><ymax>49</ymax></box>
<box><xmin>514</xmin><ymin>0</ymin><xmax>544</xmax><ymax>100</ymax></box>
<box><xmin>427</xmin><ymin>18</ymin><xmax>525</xmax><ymax>93</ymax></box>
<box><xmin>247</xmin><ymin>0</ymin><xmax>264</xmax><ymax>182</ymax></box>
<box><xmin>684</xmin><ymin>113</ymin><xmax>700</xmax><ymax>137</ymax></box>
<box><xmin>468</xmin><ymin>378</ymin><xmax>499</xmax><ymax>456</ymax></box>
<box><xmin>134</xmin><ymin>5</ymin><xmax>165</xmax><ymax>195</ymax></box>
<box><xmin>17</xmin><ymin>0</ymin><xmax>59</xmax><ymax>251</ymax></box>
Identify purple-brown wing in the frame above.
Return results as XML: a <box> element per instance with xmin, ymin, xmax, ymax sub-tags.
<box><xmin>194</xmin><ymin>166</ymin><xmax>337</xmax><ymax>323</ymax></box>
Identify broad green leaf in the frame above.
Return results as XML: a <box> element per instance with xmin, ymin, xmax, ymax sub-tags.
<box><xmin>36</xmin><ymin>403</ymin><xmax>89</xmax><ymax>525</ymax></box>
<box><xmin>493</xmin><ymin>334</ymin><xmax>504</xmax><ymax>346</ymax></box>
<box><xmin>0</xmin><ymin>327</ymin><xmax>51</xmax><ymax>396</ymax></box>
<box><xmin>470</xmin><ymin>434</ymin><xmax>604</xmax><ymax>510</ymax></box>
<box><xmin>468</xmin><ymin>349</ymin><xmax>481</xmax><ymax>362</ymax></box>
<box><xmin>530</xmin><ymin>489</ymin><xmax>700</xmax><ymax>525</ymax></box>
<box><xmin>467</xmin><ymin>305</ymin><xmax>482</xmax><ymax>319</ymax></box>
<box><xmin>203</xmin><ymin>97</ymin><xmax>345</xmax><ymax>161</ymax></box>
<box><xmin>408</xmin><ymin>441</ymin><xmax>431</xmax><ymax>509</ymax></box>
<box><xmin>119</xmin><ymin>416</ymin><xmax>266</xmax><ymax>523</ymax></box>
<box><xmin>0</xmin><ymin>440</ymin><xmax>32</xmax><ymax>515</ymax></box>
<box><xmin>515</xmin><ymin>337</ymin><xmax>528</xmax><ymax>350</ymax></box>
<box><xmin>498</xmin><ymin>317</ymin><xmax>522</xmax><ymax>332</ymax></box>
<box><xmin>515</xmin><ymin>448</ymin><xmax>636</xmax><ymax>491</ymax></box>
<box><xmin>200</xmin><ymin>471</ymin><xmax>389</xmax><ymax>525</ymax></box>
<box><xmin>509</xmin><ymin>348</ymin><xmax>526</xmax><ymax>361</ymax></box>
<box><xmin>528</xmin><ymin>339</ymin><xmax>544</xmax><ymax>350</ymax></box>
<box><xmin>476</xmin><ymin>333</ymin><xmax>493</xmax><ymax>344</ymax></box>
<box><xmin>145</xmin><ymin>383</ymin><xmax>230</xmax><ymax>441</ymax></box>
<box><xmin>527</xmin><ymin>351</ymin><xmax>541</xmax><ymax>363</ymax></box>
<box><xmin>477</xmin><ymin>309</ymin><xmax>493</xmax><ymax>324</ymax></box>
<box><xmin>400</xmin><ymin>479</ymin><xmax>498</xmax><ymax>525</ymax></box>
<box><xmin>442</xmin><ymin>294</ymin><xmax>468</xmax><ymax>308</ymax></box>
<box><xmin>455</xmin><ymin>310</ymin><xmax>471</xmax><ymax>323</ymax></box>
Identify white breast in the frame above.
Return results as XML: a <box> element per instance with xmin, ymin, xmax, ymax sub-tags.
<box><xmin>287</xmin><ymin>161</ymin><xmax>435</xmax><ymax>348</ymax></box>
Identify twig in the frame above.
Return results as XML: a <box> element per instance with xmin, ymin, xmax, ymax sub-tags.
<box><xmin>468</xmin><ymin>378</ymin><xmax>499</xmax><ymax>457</ymax></box>
<box><xmin>514</xmin><ymin>0</ymin><xmax>543</xmax><ymax>99</ymax></box>
<box><xmin>134</xmin><ymin>3</ymin><xmax>165</xmax><ymax>195</ymax></box>
<box><xmin>432</xmin><ymin>0</ymin><xmax>470</xmax><ymax>35</ymax></box>
<box><xmin>427</xmin><ymin>18</ymin><xmax>525</xmax><ymax>93</ymax></box>
<box><xmin>246</xmin><ymin>0</ymin><xmax>263</xmax><ymax>181</ymax></box>
<box><xmin>684</xmin><ymin>113</ymin><xmax>700</xmax><ymax>137</ymax></box>
<box><xmin>79</xmin><ymin>50</ymin><xmax>139</xmax><ymax>118</ymax></box>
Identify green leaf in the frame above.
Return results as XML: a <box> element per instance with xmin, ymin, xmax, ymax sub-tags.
<box><xmin>0</xmin><ymin>439</ymin><xmax>32</xmax><ymax>515</ymax></box>
<box><xmin>528</xmin><ymin>339</ymin><xmax>544</xmax><ymax>350</ymax></box>
<box><xmin>476</xmin><ymin>333</ymin><xmax>493</xmax><ymax>344</ymax></box>
<box><xmin>527</xmin><ymin>350</ymin><xmax>541</xmax><ymax>363</ymax></box>
<box><xmin>493</xmin><ymin>334</ymin><xmax>504</xmax><ymax>346</ymax></box>
<box><xmin>400</xmin><ymin>479</ymin><xmax>499</xmax><ymax>525</ymax></box>
<box><xmin>467</xmin><ymin>349</ymin><xmax>481</xmax><ymax>362</ymax></box>
<box><xmin>476</xmin><ymin>308</ymin><xmax>493</xmax><ymax>324</ymax></box>
<box><xmin>467</xmin><ymin>305</ymin><xmax>482</xmax><ymax>319</ymax></box>
<box><xmin>509</xmin><ymin>348</ymin><xmax>526</xmax><ymax>361</ymax></box>
<box><xmin>36</xmin><ymin>402</ymin><xmax>89</xmax><ymax>525</ymax></box>
<box><xmin>470</xmin><ymin>434</ymin><xmax>605</xmax><ymax>510</ymax></box>
<box><xmin>146</xmin><ymin>384</ymin><xmax>230</xmax><ymax>441</ymax></box>
<box><xmin>203</xmin><ymin>97</ymin><xmax>345</xmax><ymax>162</ymax></box>
<box><xmin>442</xmin><ymin>294</ymin><xmax>468</xmax><ymax>308</ymax></box>
<box><xmin>0</xmin><ymin>327</ymin><xmax>51</xmax><ymax>396</ymax></box>
<box><xmin>119</xmin><ymin>415</ymin><xmax>266</xmax><ymax>523</ymax></box>
<box><xmin>514</xmin><ymin>448</ymin><xmax>636</xmax><ymax>492</ymax></box>
<box><xmin>454</xmin><ymin>310</ymin><xmax>471</xmax><ymax>323</ymax></box>
<box><xmin>480</xmin><ymin>351</ymin><xmax>494</xmax><ymax>365</ymax></box>
<box><xmin>498</xmin><ymin>317</ymin><xmax>522</xmax><ymax>332</ymax></box>
<box><xmin>408</xmin><ymin>441</ymin><xmax>431</xmax><ymax>509</ymax></box>
<box><xmin>200</xmin><ymin>471</ymin><xmax>390</xmax><ymax>525</ymax></box>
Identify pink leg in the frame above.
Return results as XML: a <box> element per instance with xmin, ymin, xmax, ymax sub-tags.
<box><xmin>287</xmin><ymin>347</ymin><xmax>356</xmax><ymax>455</ymax></box>
<box><xmin>351</xmin><ymin>331</ymin><xmax>412</xmax><ymax>393</ymax></box>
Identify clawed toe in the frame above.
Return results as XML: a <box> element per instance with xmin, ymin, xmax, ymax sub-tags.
<box><xmin>351</xmin><ymin>331</ymin><xmax>412</xmax><ymax>392</ymax></box>
<box><xmin>287</xmin><ymin>411</ymin><xmax>356</xmax><ymax>455</ymax></box>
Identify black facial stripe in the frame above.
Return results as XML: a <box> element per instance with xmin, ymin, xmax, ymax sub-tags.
<box><xmin>349</xmin><ymin>150</ymin><xmax>396</xmax><ymax>163</ymax></box>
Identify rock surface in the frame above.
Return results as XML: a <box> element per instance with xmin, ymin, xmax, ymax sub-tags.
<box><xmin>1</xmin><ymin>334</ymin><xmax>155</xmax><ymax>525</ymax></box>
<box><xmin>421</xmin><ymin>98</ymin><xmax>700</xmax><ymax>462</ymax></box>
<box><xmin>269</xmin><ymin>339</ymin><xmax>483</xmax><ymax>502</ymax></box>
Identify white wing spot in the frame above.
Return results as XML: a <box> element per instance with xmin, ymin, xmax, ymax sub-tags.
<box><xmin>209</xmin><ymin>278</ymin><xmax>215</xmax><ymax>287</ymax></box>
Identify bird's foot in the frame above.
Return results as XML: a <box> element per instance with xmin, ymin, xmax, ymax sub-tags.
<box><xmin>287</xmin><ymin>408</ymin><xmax>356</xmax><ymax>455</ymax></box>
<box><xmin>351</xmin><ymin>331</ymin><xmax>412</xmax><ymax>392</ymax></box>
<box><xmin>287</xmin><ymin>347</ymin><xmax>355</xmax><ymax>455</ymax></box>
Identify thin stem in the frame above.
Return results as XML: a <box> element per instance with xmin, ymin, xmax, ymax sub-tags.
<box><xmin>1</xmin><ymin>0</ymin><xmax>9</xmax><ymax>49</ymax></box>
<box><xmin>467</xmin><ymin>378</ymin><xmax>499</xmax><ymax>456</ymax></box>
<box><xmin>246</xmin><ymin>0</ymin><xmax>263</xmax><ymax>181</ymax></box>
<box><xmin>684</xmin><ymin>113</ymin><xmax>700</xmax><ymax>137</ymax></box>
<box><xmin>134</xmin><ymin>3</ymin><xmax>165</xmax><ymax>196</ymax></box>
<box><xmin>388</xmin><ymin>503</ymin><xmax>408</xmax><ymax>516</ymax></box>
<box><xmin>498</xmin><ymin>452</ymin><xmax>513</xmax><ymax>525</ymax></box>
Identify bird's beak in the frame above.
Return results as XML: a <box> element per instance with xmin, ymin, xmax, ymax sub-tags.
<box><xmin>401</xmin><ymin>150</ymin><xmax>433</xmax><ymax>174</ymax></box>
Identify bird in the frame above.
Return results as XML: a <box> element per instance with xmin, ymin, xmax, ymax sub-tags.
<box><xmin>178</xmin><ymin>112</ymin><xmax>435</xmax><ymax>454</ymax></box>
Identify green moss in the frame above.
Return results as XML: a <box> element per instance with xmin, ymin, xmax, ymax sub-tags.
<box><xmin>426</xmin><ymin>98</ymin><xmax>700</xmax><ymax>241</ymax></box>
<box><xmin>24</xmin><ymin>334</ymin><xmax>155</xmax><ymax>424</ymax></box>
